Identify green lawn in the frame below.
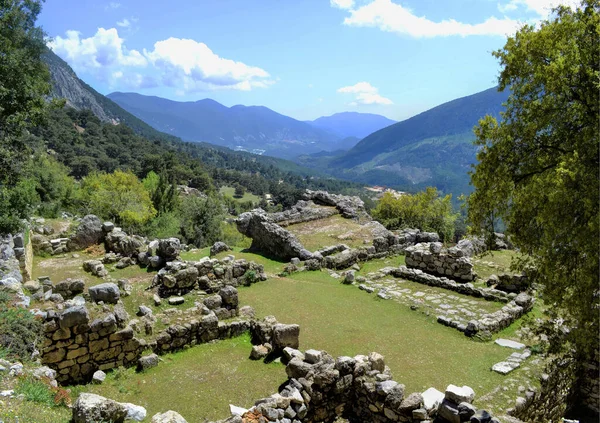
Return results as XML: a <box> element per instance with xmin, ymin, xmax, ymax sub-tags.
<box><xmin>75</xmin><ymin>334</ymin><xmax>285</xmax><ymax>422</ymax></box>
<box><xmin>238</xmin><ymin>270</ymin><xmax>508</xmax><ymax>400</ymax></box>
<box><xmin>219</xmin><ymin>186</ymin><xmax>261</xmax><ymax>204</ymax></box>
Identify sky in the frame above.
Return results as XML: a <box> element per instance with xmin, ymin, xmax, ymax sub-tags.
<box><xmin>39</xmin><ymin>0</ymin><xmax>577</xmax><ymax>121</ymax></box>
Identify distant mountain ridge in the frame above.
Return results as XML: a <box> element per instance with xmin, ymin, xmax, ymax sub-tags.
<box><xmin>107</xmin><ymin>92</ymin><xmax>346</xmax><ymax>160</ymax></box>
<box><xmin>298</xmin><ymin>87</ymin><xmax>511</xmax><ymax>196</ymax></box>
<box><xmin>307</xmin><ymin>112</ymin><xmax>396</xmax><ymax>140</ymax></box>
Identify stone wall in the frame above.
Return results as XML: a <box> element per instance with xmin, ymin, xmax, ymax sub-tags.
<box><xmin>40</xmin><ymin>305</ymin><xmax>145</xmax><ymax>384</ymax></box>
<box><xmin>223</xmin><ymin>349</ymin><xmax>500</xmax><ymax>423</ymax></box>
<box><xmin>302</xmin><ymin>190</ymin><xmax>368</xmax><ymax>220</ymax></box>
<box><xmin>269</xmin><ymin>200</ymin><xmax>339</xmax><ymax>227</ymax></box>
<box><xmin>405</xmin><ymin>242</ymin><xmax>474</xmax><ymax>281</ymax></box>
<box><xmin>153</xmin><ymin>257</ymin><xmax>267</xmax><ymax>297</ymax></box>
<box><xmin>0</xmin><ymin>234</ymin><xmax>30</xmax><ymax>307</ymax></box>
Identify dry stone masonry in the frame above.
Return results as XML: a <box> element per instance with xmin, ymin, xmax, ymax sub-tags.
<box><xmin>405</xmin><ymin>242</ymin><xmax>475</xmax><ymax>281</ymax></box>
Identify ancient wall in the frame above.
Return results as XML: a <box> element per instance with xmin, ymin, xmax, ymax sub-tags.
<box><xmin>405</xmin><ymin>242</ymin><xmax>475</xmax><ymax>281</ymax></box>
<box><xmin>153</xmin><ymin>257</ymin><xmax>267</xmax><ymax>297</ymax></box>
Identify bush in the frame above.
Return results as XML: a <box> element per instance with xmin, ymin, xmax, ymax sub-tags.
<box><xmin>372</xmin><ymin>187</ymin><xmax>458</xmax><ymax>242</ymax></box>
<box><xmin>143</xmin><ymin>211</ymin><xmax>182</xmax><ymax>239</ymax></box>
<box><xmin>0</xmin><ymin>297</ymin><xmax>43</xmax><ymax>361</ymax></box>
<box><xmin>179</xmin><ymin>195</ymin><xmax>224</xmax><ymax>248</ymax></box>
<box><xmin>14</xmin><ymin>377</ymin><xmax>56</xmax><ymax>407</ymax></box>
<box><xmin>220</xmin><ymin>221</ymin><xmax>251</xmax><ymax>249</ymax></box>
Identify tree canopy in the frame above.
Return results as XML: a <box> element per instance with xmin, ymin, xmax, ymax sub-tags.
<box><xmin>468</xmin><ymin>0</ymin><xmax>599</xmax><ymax>362</ymax></box>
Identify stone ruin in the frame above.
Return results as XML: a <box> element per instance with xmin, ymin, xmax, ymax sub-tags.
<box><xmin>236</xmin><ymin>190</ymin><xmax>438</xmax><ymax>269</ymax></box>
<box><xmin>405</xmin><ymin>242</ymin><xmax>475</xmax><ymax>281</ymax></box>
<box><xmin>152</xmin><ymin>256</ymin><xmax>267</xmax><ymax>298</ymax></box>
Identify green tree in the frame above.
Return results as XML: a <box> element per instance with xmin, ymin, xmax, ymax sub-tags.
<box><xmin>233</xmin><ymin>183</ymin><xmax>245</xmax><ymax>199</ymax></box>
<box><xmin>467</xmin><ymin>0</ymin><xmax>599</xmax><ymax>369</ymax></box>
<box><xmin>80</xmin><ymin>170</ymin><xmax>156</xmax><ymax>231</ymax></box>
<box><xmin>372</xmin><ymin>188</ymin><xmax>458</xmax><ymax>242</ymax></box>
<box><xmin>180</xmin><ymin>195</ymin><xmax>223</xmax><ymax>248</ymax></box>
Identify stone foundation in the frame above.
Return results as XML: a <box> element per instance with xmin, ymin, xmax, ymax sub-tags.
<box><xmin>405</xmin><ymin>242</ymin><xmax>474</xmax><ymax>281</ymax></box>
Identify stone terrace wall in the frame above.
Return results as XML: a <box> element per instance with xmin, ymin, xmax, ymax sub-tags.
<box><xmin>0</xmin><ymin>234</ymin><xmax>30</xmax><ymax>308</ymax></box>
<box><xmin>269</xmin><ymin>200</ymin><xmax>339</xmax><ymax>227</ymax></box>
<box><xmin>153</xmin><ymin>257</ymin><xmax>267</xmax><ymax>297</ymax></box>
<box><xmin>40</xmin><ymin>305</ymin><xmax>144</xmax><ymax>384</ymax></box>
<box><xmin>225</xmin><ymin>350</ymin><xmax>501</xmax><ymax>423</ymax></box>
<box><xmin>405</xmin><ymin>242</ymin><xmax>474</xmax><ymax>281</ymax></box>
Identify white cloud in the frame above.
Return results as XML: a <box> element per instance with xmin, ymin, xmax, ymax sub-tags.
<box><xmin>331</xmin><ymin>0</ymin><xmax>354</xmax><ymax>10</ymax></box>
<box><xmin>49</xmin><ymin>28</ymin><xmax>273</xmax><ymax>92</ymax></box>
<box><xmin>116</xmin><ymin>18</ymin><xmax>131</xmax><ymax>28</ymax></box>
<box><xmin>498</xmin><ymin>0</ymin><xmax>580</xmax><ymax>16</ymax></box>
<box><xmin>337</xmin><ymin>82</ymin><xmax>393</xmax><ymax>105</ymax></box>
<box><xmin>144</xmin><ymin>37</ymin><xmax>272</xmax><ymax>91</ymax></box>
<box><xmin>338</xmin><ymin>0</ymin><xmax>522</xmax><ymax>38</ymax></box>
<box><xmin>49</xmin><ymin>28</ymin><xmax>147</xmax><ymax>71</ymax></box>
<box><xmin>106</xmin><ymin>2</ymin><xmax>121</xmax><ymax>9</ymax></box>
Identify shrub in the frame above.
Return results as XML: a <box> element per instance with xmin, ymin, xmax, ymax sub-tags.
<box><xmin>14</xmin><ymin>377</ymin><xmax>56</xmax><ymax>407</ymax></box>
<box><xmin>0</xmin><ymin>298</ymin><xmax>43</xmax><ymax>361</ymax></box>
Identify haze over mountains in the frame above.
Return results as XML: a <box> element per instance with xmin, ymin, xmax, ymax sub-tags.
<box><xmin>306</xmin><ymin>112</ymin><xmax>396</xmax><ymax>139</ymax></box>
<box><xmin>107</xmin><ymin>92</ymin><xmax>387</xmax><ymax>159</ymax></box>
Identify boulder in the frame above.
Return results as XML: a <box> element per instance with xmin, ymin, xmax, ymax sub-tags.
<box><xmin>158</xmin><ymin>238</ymin><xmax>181</xmax><ymax>261</ymax></box>
<box><xmin>92</xmin><ymin>370</ymin><xmax>106</xmax><ymax>384</ymax></box>
<box><xmin>122</xmin><ymin>403</ymin><xmax>147</xmax><ymax>422</ymax></box>
<box><xmin>59</xmin><ymin>305</ymin><xmax>89</xmax><ymax>329</ymax></box>
<box><xmin>445</xmin><ymin>384</ymin><xmax>475</xmax><ymax>404</ymax></box>
<box><xmin>68</xmin><ymin>215</ymin><xmax>104</xmax><ymax>250</ymax></box>
<box><xmin>72</xmin><ymin>393</ymin><xmax>128</xmax><ymax>423</ymax></box>
<box><xmin>343</xmin><ymin>270</ymin><xmax>356</xmax><ymax>284</ymax></box>
<box><xmin>168</xmin><ymin>296</ymin><xmax>184</xmax><ymax>305</ymax></box>
<box><xmin>82</xmin><ymin>260</ymin><xmax>108</xmax><ymax>278</ymax></box>
<box><xmin>89</xmin><ymin>283</ymin><xmax>120</xmax><ymax>304</ymax></box>
<box><xmin>210</xmin><ymin>241</ymin><xmax>231</xmax><ymax>257</ymax></box>
<box><xmin>422</xmin><ymin>387</ymin><xmax>445</xmax><ymax>412</ymax></box>
<box><xmin>272</xmin><ymin>323</ymin><xmax>300</xmax><ymax>350</ymax></box>
<box><xmin>138</xmin><ymin>353</ymin><xmax>160</xmax><ymax>371</ymax></box>
<box><xmin>151</xmin><ymin>411</ymin><xmax>188</xmax><ymax>423</ymax></box>
<box><xmin>105</xmin><ymin>230</ymin><xmax>145</xmax><ymax>257</ymax></box>
<box><xmin>219</xmin><ymin>286</ymin><xmax>239</xmax><ymax>309</ymax></box>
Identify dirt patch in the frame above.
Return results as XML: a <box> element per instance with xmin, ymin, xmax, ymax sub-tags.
<box><xmin>287</xmin><ymin>215</ymin><xmax>378</xmax><ymax>250</ymax></box>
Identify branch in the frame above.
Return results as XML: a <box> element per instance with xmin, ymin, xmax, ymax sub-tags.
<box><xmin>514</xmin><ymin>162</ymin><xmax>558</xmax><ymax>184</ymax></box>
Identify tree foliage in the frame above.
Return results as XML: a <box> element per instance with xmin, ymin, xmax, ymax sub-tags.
<box><xmin>79</xmin><ymin>170</ymin><xmax>156</xmax><ymax>231</ymax></box>
<box><xmin>372</xmin><ymin>188</ymin><xmax>458</xmax><ymax>242</ymax></box>
<box><xmin>468</xmin><ymin>1</ymin><xmax>599</xmax><ymax>361</ymax></box>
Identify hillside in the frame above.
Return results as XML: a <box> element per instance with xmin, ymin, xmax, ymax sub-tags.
<box><xmin>107</xmin><ymin>92</ymin><xmax>343</xmax><ymax>159</ymax></box>
<box><xmin>307</xmin><ymin>111</ymin><xmax>396</xmax><ymax>140</ymax></box>
<box><xmin>306</xmin><ymin>87</ymin><xmax>511</xmax><ymax>196</ymax></box>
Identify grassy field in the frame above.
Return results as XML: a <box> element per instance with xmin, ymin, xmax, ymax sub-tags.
<box><xmin>286</xmin><ymin>215</ymin><xmax>379</xmax><ymax>251</ymax></box>
<box><xmin>238</xmin><ymin>269</ymin><xmax>508</xmax><ymax>398</ymax></box>
<box><xmin>472</xmin><ymin>250</ymin><xmax>519</xmax><ymax>280</ymax></box>
<box><xmin>219</xmin><ymin>186</ymin><xmax>261</xmax><ymax>204</ymax></box>
<box><xmin>75</xmin><ymin>334</ymin><xmax>285</xmax><ymax>422</ymax></box>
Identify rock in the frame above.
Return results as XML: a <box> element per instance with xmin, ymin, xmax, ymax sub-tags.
<box><xmin>82</xmin><ymin>260</ymin><xmax>108</xmax><ymax>278</ymax></box>
<box><xmin>137</xmin><ymin>305</ymin><xmax>153</xmax><ymax>317</ymax></box>
<box><xmin>239</xmin><ymin>305</ymin><xmax>255</xmax><ymax>318</ymax></box>
<box><xmin>219</xmin><ymin>286</ymin><xmax>239</xmax><ymax>309</ymax></box>
<box><xmin>458</xmin><ymin>402</ymin><xmax>477</xmax><ymax>421</ymax></box>
<box><xmin>494</xmin><ymin>338</ymin><xmax>525</xmax><ymax>349</ymax></box>
<box><xmin>59</xmin><ymin>305</ymin><xmax>89</xmax><ymax>329</ymax></box>
<box><xmin>105</xmin><ymin>230</ymin><xmax>145</xmax><ymax>257</ymax></box>
<box><xmin>158</xmin><ymin>238</ymin><xmax>181</xmax><ymax>261</ymax></box>
<box><xmin>250</xmin><ymin>345</ymin><xmax>269</xmax><ymax>360</ymax></box>
<box><xmin>151</xmin><ymin>410</ymin><xmax>188</xmax><ymax>423</ymax></box>
<box><xmin>491</xmin><ymin>361</ymin><xmax>520</xmax><ymax>375</ymax></box>
<box><xmin>438</xmin><ymin>399</ymin><xmax>460</xmax><ymax>423</ymax></box>
<box><xmin>398</xmin><ymin>392</ymin><xmax>423</xmax><ymax>414</ymax></box>
<box><xmin>168</xmin><ymin>296</ymin><xmax>184</xmax><ymax>305</ymax></box>
<box><xmin>429</xmin><ymin>242</ymin><xmax>443</xmax><ymax>254</ymax></box>
<box><xmin>210</xmin><ymin>241</ymin><xmax>231</xmax><ymax>257</ymax></box>
<box><xmin>68</xmin><ymin>215</ymin><xmax>104</xmax><ymax>250</ymax></box>
<box><xmin>153</xmin><ymin>294</ymin><xmax>162</xmax><ymax>306</ymax></box>
<box><xmin>72</xmin><ymin>393</ymin><xmax>128</xmax><ymax>423</ymax></box>
<box><xmin>445</xmin><ymin>384</ymin><xmax>475</xmax><ymax>404</ymax></box>
<box><xmin>138</xmin><ymin>354</ymin><xmax>160</xmax><ymax>371</ymax></box>
<box><xmin>422</xmin><ymin>387</ymin><xmax>445</xmax><ymax>412</ymax></box>
<box><xmin>368</xmin><ymin>352</ymin><xmax>385</xmax><ymax>372</ymax></box>
<box><xmin>283</xmin><ymin>347</ymin><xmax>305</xmax><ymax>362</ymax></box>
<box><xmin>470</xmin><ymin>410</ymin><xmax>492</xmax><ymax>423</ymax></box>
<box><xmin>272</xmin><ymin>324</ymin><xmax>300</xmax><ymax>350</ymax></box>
<box><xmin>203</xmin><ymin>295</ymin><xmax>222</xmax><ymax>310</ymax></box>
<box><xmin>102</xmin><ymin>222</ymin><xmax>115</xmax><ymax>232</ymax></box>
<box><xmin>122</xmin><ymin>403</ymin><xmax>147</xmax><ymax>421</ymax></box>
<box><xmin>230</xmin><ymin>404</ymin><xmax>248</xmax><ymax>416</ymax></box>
<box><xmin>89</xmin><ymin>283</ymin><xmax>120</xmax><ymax>304</ymax></box>
<box><xmin>344</xmin><ymin>270</ymin><xmax>356</xmax><ymax>284</ymax></box>
<box><xmin>304</xmin><ymin>349</ymin><xmax>322</xmax><ymax>364</ymax></box>
<box><xmin>23</xmin><ymin>280</ymin><xmax>41</xmax><ymax>293</ymax></box>
<box><xmin>92</xmin><ymin>370</ymin><xmax>106</xmax><ymax>384</ymax></box>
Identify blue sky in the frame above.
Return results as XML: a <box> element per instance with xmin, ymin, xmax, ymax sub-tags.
<box><xmin>40</xmin><ymin>0</ymin><xmax>574</xmax><ymax>121</ymax></box>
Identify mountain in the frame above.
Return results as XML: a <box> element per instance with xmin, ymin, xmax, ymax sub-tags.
<box><xmin>307</xmin><ymin>112</ymin><xmax>396</xmax><ymax>140</ymax></box>
<box><xmin>298</xmin><ymin>87</ymin><xmax>511</xmax><ymax>196</ymax></box>
<box><xmin>106</xmin><ymin>92</ymin><xmax>343</xmax><ymax>160</ymax></box>
<box><xmin>43</xmin><ymin>50</ymin><xmax>180</xmax><ymax>144</ymax></box>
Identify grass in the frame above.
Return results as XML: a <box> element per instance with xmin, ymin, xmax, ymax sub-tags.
<box><xmin>238</xmin><ymin>269</ymin><xmax>509</xmax><ymax>400</ymax></box>
<box><xmin>220</xmin><ymin>186</ymin><xmax>261</xmax><ymax>204</ymax></box>
<box><xmin>472</xmin><ymin>250</ymin><xmax>520</xmax><ymax>280</ymax></box>
<box><xmin>32</xmin><ymin>250</ymin><xmax>104</xmax><ymax>285</ymax></box>
<box><xmin>76</xmin><ymin>333</ymin><xmax>285</xmax><ymax>422</ymax></box>
<box><xmin>286</xmin><ymin>215</ymin><xmax>379</xmax><ymax>251</ymax></box>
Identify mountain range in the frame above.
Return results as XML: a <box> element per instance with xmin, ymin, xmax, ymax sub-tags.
<box><xmin>45</xmin><ymin>48</ymin><xmax>510</xmax><ymax>197</ymax></box>
<box><xmin>297</xmin><ymin>87</ymin><xmax>510</xmax><ymax>196</ymax></box>
<box><xmin>107</xmin><ymin>92</ymin><xmax>387</xmax><ymax>159</ymax></box>
<box><xmin>306</xmin><ymin>112</ymin><xmax>396</xmax><ymax>140</ymax></box>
